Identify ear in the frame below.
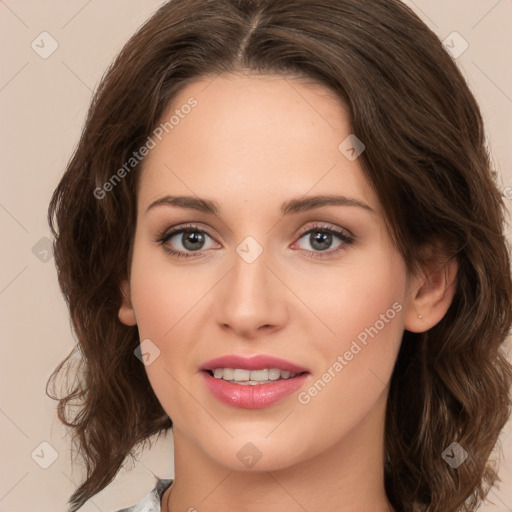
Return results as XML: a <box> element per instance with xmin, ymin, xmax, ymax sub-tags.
<box><xmin>403</xmin><ymin>248</ymin><xmax>458</xmax><ymax>333</ymax></box>
<box><xmin>118</xmin><ymin>279</ymin><xmax>137</xmax><ymax>326</ymax></box>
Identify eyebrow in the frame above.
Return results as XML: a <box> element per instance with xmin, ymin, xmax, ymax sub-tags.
<box><xmin>145</xmin><ymin>194</ymin><xmax>374</xmax><ymax>215</ymax></box>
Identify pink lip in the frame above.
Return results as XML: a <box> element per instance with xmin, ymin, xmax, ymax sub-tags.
<box><xmin>200</xmin><ymin>354</ymin><xmax>309</xmax><ymax>374</ymax></box>
<box><xmin>199</xmin><ymin>354</ymin><xmax>310</xmax><ymax>409</ymax></box>
<box><xmin>201</xmin><ymin>371</ymin><xmax>310</xmax><ymax>409</ymax></box>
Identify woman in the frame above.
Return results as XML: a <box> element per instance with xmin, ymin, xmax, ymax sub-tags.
<box><xmin>46</xmin><ymin>0</ymin><xmax>512</xmax><ymax>511</ymax></box>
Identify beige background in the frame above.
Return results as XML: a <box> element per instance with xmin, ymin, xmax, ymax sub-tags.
<box><xmin>0</xmin><ymin>1</ymin><xmax>511</xmax><ymax>511</ymax></box>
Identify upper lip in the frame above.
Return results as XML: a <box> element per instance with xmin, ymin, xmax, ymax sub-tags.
<box><xmin>200</xmin><ymin>354</ymin><xmax>310</xmax><ymax>374</ymax></box>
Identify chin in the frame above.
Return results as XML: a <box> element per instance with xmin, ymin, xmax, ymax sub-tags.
<box><xmin>199</xmin><ymin>432</ymin><xmax>312</xmax><ymax>473</ymax></box>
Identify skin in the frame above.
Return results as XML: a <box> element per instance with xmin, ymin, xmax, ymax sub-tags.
<box><xmin>119</xmin><ymin>72</ymin><xmax>457</xmax><ymax>512</ymax></box>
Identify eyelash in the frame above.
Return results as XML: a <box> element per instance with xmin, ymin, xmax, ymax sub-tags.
<box><xmin>156</xmin><ymin>223</ymin><xmax>355</xmax><ymax>260</ymax></box>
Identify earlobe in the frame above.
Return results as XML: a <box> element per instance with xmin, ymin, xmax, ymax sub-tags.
<box><xmin>118</xmin><ymin>279</ymin><xmax>137</xmax><ymax>326</ymax></box>
<box><xmin>404</xmin><ymin>255</ymin><xmax>458</xmax><ymax>334</ymax></box>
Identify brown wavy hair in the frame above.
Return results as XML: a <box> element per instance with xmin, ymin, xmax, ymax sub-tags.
<box><xmin>46</xmin><ymin>0</ymin><xmax>512</xmax><ymax>510</ymax></box>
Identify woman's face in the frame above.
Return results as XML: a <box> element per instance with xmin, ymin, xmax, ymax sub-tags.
<box><xmin>120</xmin><ymin>72</ymin><xmax>422</xmax><ymax>472</ymax></box>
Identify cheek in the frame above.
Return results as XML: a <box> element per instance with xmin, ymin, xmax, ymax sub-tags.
<box><xmin>128</xmin><ymin>247</ymin><xmax>201</xmax><ymax>418</ymax></box>
<box><xmin>129</xmin><ymin>237</ymin><xmax>212</xmax><ymax>340</ymax></box>
<box><xmin>128</xmin><ymin>242</ymin><xmax>218</xmax><ymax>400</ymax></box>
<box><xmin>295</xmin><ymin>251</ymin><xmax>407</xmax><ymax>410</ymax></box>
<box><xmin>304</xmin><ymin>248</ymin><xmax>407</xmax><ymax>350</ymax></box>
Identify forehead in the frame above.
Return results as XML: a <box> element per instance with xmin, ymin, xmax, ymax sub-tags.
<box><xmin>137</xmin><ymin>72</ymin><xmax>378</xmax><ymax>214</ymax></box>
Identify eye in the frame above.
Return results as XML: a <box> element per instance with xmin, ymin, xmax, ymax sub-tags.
<box><xmin>156</xmin><ymin>224</ymin><xmax>219</xmax><ymax>258</ymax></box>
<box><xmin>293</xmin><ymin>224</ymin><xmax>355</xmax><ymax>258</ymax></box>
<box><xmin>156</xmin><ymin>222</ymin><xmax>355</xmax><ymax>259</ymax></box>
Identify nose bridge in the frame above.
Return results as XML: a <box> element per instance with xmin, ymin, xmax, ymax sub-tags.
<box><xmin>230</xmin><ymin>242</ymin><xmax>269</xmax><ymax>300</ymax></box>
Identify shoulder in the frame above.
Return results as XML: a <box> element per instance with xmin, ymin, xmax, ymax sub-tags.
<box><xmin>112</xmin><ymin>478</ymin><xmax>174</xmax><ymax>512</ymax></box>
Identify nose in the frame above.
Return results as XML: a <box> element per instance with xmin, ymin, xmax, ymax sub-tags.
<box><xmin>215</xmin><ymin>247</ymin><xmax>288</xmax><ymax>340</ymax></box>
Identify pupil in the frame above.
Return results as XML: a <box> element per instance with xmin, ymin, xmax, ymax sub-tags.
<box><xmin>311</xmin><ymin>231</ymin><xmax>331</xmax><ymax>251</ymax></box>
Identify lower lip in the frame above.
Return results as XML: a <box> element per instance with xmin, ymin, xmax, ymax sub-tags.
<box><xmin>201</xmin><ymin>371</ymin><xmax>310</xmax><ymax>409</ymax></box>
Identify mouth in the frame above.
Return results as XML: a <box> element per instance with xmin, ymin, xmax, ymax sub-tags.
<box><xmin>200</xmin><ymin>354</ymin><xmax>311</xmax><ymax>408</ymax></box>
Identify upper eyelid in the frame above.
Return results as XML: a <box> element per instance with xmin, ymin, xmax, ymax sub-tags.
<box><xmin>159</xmin><ymin>223</ymin><xmax>216</xmax><ymax>241</ymax></box>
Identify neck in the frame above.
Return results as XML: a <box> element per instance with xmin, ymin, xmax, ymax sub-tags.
<box><xmin>165</xmin><ymin>391</ymin><xmax>394</xmax><ymax>512</ymax></box>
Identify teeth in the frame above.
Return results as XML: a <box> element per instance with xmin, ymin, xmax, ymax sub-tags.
<box><xmin>250</xmin><ymin>369</ymin><xmax>269</xmax><ymax>381</ymax></box>
<box><xmin>213</xmin><ymin>368</ymin><xmax>225</xmax><ymax>379</ymax></box>
<box><xmin>268</xmin><ymin>369</ymin><xmax>280</xmax><ymax>380</ymax></box>
<box><xmin>211</xmin><ymin>368</ymin><xmax>298</xmax><ymax>384</ymax></box>
<box><xmin>220</xmin><ymin>368</ymin><xmax>234</xmax><ymax>380</ymax></box>
<box><xmin>233</xmin><ymin>369</ymin><xmax>250</xmax><ymax>381</ymax></box>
